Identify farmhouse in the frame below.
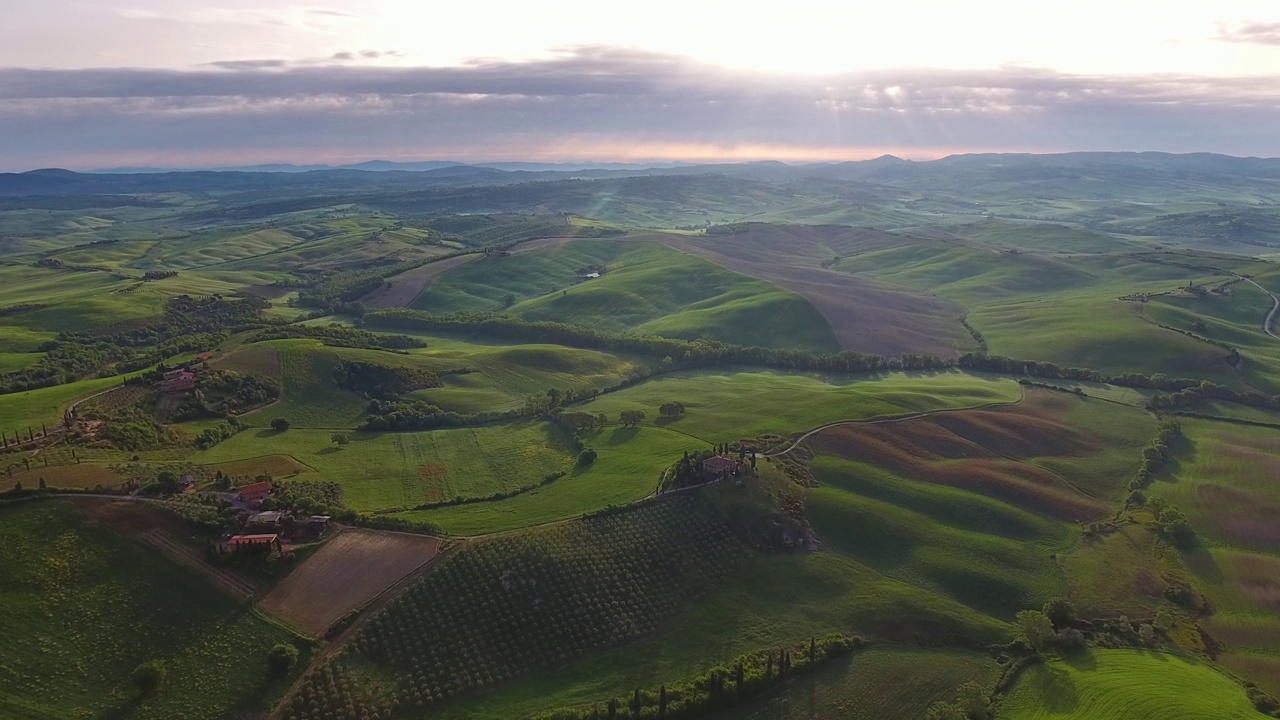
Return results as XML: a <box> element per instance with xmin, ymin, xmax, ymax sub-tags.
<box><xmin>239</xmin><ymin>481</ymin><xmax>272</xmax><ymax>504</ymax></box>
<box><xmin>158</xmin><ymin>371</ymin><xmax>196</xmax><ymax>394</ymax></box>
<box><xmin>702</xmin><ymin>455</ymin><xmax>739</xmax><ymax>475</ymax></box>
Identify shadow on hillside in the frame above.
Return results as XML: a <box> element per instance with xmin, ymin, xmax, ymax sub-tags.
<box><xmin>1155</xmin><ymin>436</ymin><xmax>1199</xmax><ymax>484</ymax></box>
<box><xmin>1033</xmin><ymin>663</ymin><xmax>1080</xmax><ymax>712</ymax></box>
<box><xmin>1181</xmin><ymin>543</ymin><xmax>1224</xmax><ymax>584</ymax></box>
<box><xmin>95</xmin><ymin>696</ymin><xmax>141</xmax><ymax>720</ymax></box>
<box><xmin>315</xmin><ymin>447</ymin><xmax>341</xmax><ymax>456</ymax></box>
<box><xmin>1061</xmin><ymin>648</ymin><xmax>1098</xmax><ymax>672</ymax></box>
<box><xmin>606</xmin><ymin>426</ymin><xmax>640</xmax><ymax>445</ymax></box>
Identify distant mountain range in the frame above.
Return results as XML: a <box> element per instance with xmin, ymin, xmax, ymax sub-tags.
<box><xmin>89</xmin><ymin>160</ymin><xmax>692</xmax><ymax>174</ymax></box>
<box><xmin>2</xmin><ymin>152</ymin><xmax>1278</xmax><ymax>199</ymax></box>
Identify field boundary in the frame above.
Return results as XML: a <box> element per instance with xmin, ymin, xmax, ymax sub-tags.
<box><xmin>143</xmin><ymin>528</ymin><xmax>258</xmax><ymax>599</ymax></box>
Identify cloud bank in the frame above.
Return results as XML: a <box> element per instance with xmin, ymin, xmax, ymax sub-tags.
<box><xmin>2</xmin><ymin>47</ymin><xmax>1278</xmax><ymax>169</ymax></box>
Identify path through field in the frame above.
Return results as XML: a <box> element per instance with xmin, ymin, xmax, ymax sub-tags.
<box><xmin>143</xmin><ymin>528</ymin><xmax>258</xmax><ymax>599</ymax></box>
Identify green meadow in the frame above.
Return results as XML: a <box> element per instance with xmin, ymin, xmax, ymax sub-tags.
<box><xmin>193</xmin><ymin>421</ymin><xmax>576</xmax><ymax>511</ymax></box>
<box><xmin>413</xmin><ymin>240</ymin><xmax>842</xmax><ymax>351</ymax></box>
<box><xmin>575</xmin><ymin>369</ymin><xmax>1023</xmax><ymax>442</ymax></box>
<box><xmin>1002</xmin><ymin>650</ymin><xmax>1260</xmax><ymax>720</ymax></box>
<box><xmin>0</xmin><ymin>500</ymin><xmax>305</xmax><ymax>720</ymax></box>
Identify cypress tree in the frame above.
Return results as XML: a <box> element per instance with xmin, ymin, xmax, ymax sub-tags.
<box><xmin>735</xmin><ymin>661</ymin><xmax>744</xmax><ymax>690</ymax></box>
<box><xmin>766</xmin><ymin>651</ymin><xmax>774</xmax><ymax>678</ymax></box>
<box><xmin>658</xmin><ymin>685</ymin><xmax>667</xmax><ymax>716</ymax></box>
<box><xmin>810</xmin><ymin>637</ymin><xmax>817</xmax><ymax>662</ymax></box>
<box><xmin>631</xmin><ymin>689</ymin><xmax>641</xmax><ymax>717</ymax></box>
<box><xmin>608</xmin><ymin>698</ymin><xmax>618</xmax><ymax>719</ymax></box>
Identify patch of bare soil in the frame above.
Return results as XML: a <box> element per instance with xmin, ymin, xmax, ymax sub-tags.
<box><xmin>360</xmin><ymin>254</ymin><xmax>481</xmax><ymax>309</ymax></box>
<box><xmin>259</xmin><ymin>529</ymin><xmax>442</xmax><ymax>637</ymax></box>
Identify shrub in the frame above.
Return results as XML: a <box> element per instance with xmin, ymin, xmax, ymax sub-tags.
<box><xmin>267</xmin><ymin>643</ymin><xmax>299</xmax><ymax>677</ymax></box>
<box><xmin>576</xmin><ymin>448</ymin><xmax>598</xmax><ymax>468</ymax></box>
<box><xmin>270</xmin><ymin>417</ymin><xmax>291</xmax><ymax>432</ymax></box>
<box><xmin>131</xmin><ymin>660</ymin><xmax>166</xmax><ymax>697</ymax></box>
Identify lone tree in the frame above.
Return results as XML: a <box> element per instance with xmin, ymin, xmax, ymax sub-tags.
<box><xmin>330</xmin><ymin>432</ymin><xmax>350</xmax><ymax>448</ymax></box>
<box><xmin>270</xmin><ymin>418</ymin><xmax>291</xmax><ymax>432</ymax></box>
<box><xmin>267</xmin><ymin>643</ymin><xmax>299</xmax><ymax>677</ymax></box>
<box><xmin>658</xmin><ymin>402</ymin><xmax>685</xmax><ymax>419</ymax></box>
<box><xmin>619</xmin><ymin>410</ymin><xmax>646</xmax><ymax>427</ymax></box>
<box><xmin>576</xmin><ymin>448</ymin><xmax>598</xmax><ymax>468</ymax></box>
<box><xmin>1014</xmin><ymin>610</ymin><xmax>1056</xmax><ymax>652</ymax></box>
<box><xmin>131</xmin><ymin>660</ymin><xmax>166</xmax><ymax>698</ymax></box>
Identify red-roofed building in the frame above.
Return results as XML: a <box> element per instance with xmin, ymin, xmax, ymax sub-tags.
<box><xmin>238</xmin><ymin>481</ymin><xmax>272</xmax><ymax>504</ymax></box>
<box><xmin>224</xmin><ymin>533</ymin><xmax>281</xmax><ymax>555</ymax></box>
<box><xmin>703</xmin><ymin>456</ymin><xmax>739</xmax><ymax>476</ymax></box>
<box><xmin>159</xmin><ymin>371</ymin><xmax>196</xmax><ymax>393</ymax></box>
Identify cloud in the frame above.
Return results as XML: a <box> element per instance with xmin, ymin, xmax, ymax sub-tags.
<box><xmin>207</xmin><ymin>59</ymin><xmax>290</xmax><ymax>71</ymax></box>
<box><xmin>1</xmin><ymin>47</ymin><xmax>1278</xmax><ymax>168</ymax></box>
<box><xmin>1219</xmin><ymin>21</ymin><xmax>1280</xmax><ymax>45</ymax></box>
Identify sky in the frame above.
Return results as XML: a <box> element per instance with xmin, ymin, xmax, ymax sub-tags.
<box><xmin>1</xmin><ymin>0</ymin><xmax>1279</xmax><ymax>169</ymax></box>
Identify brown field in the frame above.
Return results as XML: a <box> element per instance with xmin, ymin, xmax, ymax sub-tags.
<box><xmin>806</xmin><ymin>394</ymin><xmax>1109</xmax><ymax>521</ymax></box>
<box><xmin>259</xmin><ymin>529</ymin><xmax>442</xmax><ymax>637</ymax></box>
<box><xmin>24</xmin><ymin>462</ymin><xmax>126</xmax><ymax>489</ymax></box>
<box><xmin>214</xmin><ymin>344</ymin><xmax>282</xmax><ymax>377</ymax></box>
<box><xmin>1219</xmin><ymin>654</ymin><xmax>1280</xmax><ymax>696</ymax></box>
<box><xmin>207</xmin><ymin>454</ymin><xmax>314</xmax><ymax>479</ymax></box>
<box><xmin>360</xmin><ymin>254</ymin><xmax>481</xmax><ymax>309</ymax></box>
<box><xmin>637</xmin><ymin>227</ymin><xmax>970</xmax><ymax>357</ymax></box>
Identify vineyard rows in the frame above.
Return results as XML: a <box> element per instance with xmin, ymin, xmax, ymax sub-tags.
<box><xmin>284</xmin><ymin>496</ymin><xmax>751</xmax><ymax>720</ymax></box>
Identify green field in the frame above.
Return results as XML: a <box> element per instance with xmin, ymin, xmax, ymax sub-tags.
<box><xmin>413</xmin><ymin>240</ymin><xmax>842</xmax><ymax>351</ymax></box>
<box><xmin>0</xmin><ymin>500</ymin><xmax>305</xmax><ymax>720</ymax></box>
<box><xmin>575</xmin><ymin>369</ymin><xmax>1023</xmax><ymax>443</ymax></box>
<box><xmin>1147</xmin><ymin>417</ymin><xmax>1280</xmax><ymax>694</ymax></box>
<box><xmin>237</xmin><ymin>340</ymin><xmax>369</xmax><ymax>428</ymax></box>
<box><xmin>718</xmin><ymin>646</ymin><xmax>999</xmax><ymax>720</ymax></box>
<box><xmin>194</xmin><ymin>421</ymin><xmax>576</xmax><ymax>511</ymax></box>
<box><xmin>1001</xmin><ymin>650</ymin><xmax>1260</xmax><ymax>719</ymax></box>
<box><xmin>0</xmin><ymin>373</ymin><xmax>129</xmax><ymax>431</ymax></box>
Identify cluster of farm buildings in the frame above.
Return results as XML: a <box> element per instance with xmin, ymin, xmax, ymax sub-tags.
<box><xmin>157</xmin><ymin>352</ymin><xmax>213</xmax><ymax>393</ymax></box>
<box><xmin>218</xmin><ymin>481</ymin><xmax>330</xmax><ymax>555</ymax></box>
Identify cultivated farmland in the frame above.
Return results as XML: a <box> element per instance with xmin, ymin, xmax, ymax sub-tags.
<box><xmin>260</xmin><ymin>529</ymin><xmax>442</xmax><ymax>637</ymax></box>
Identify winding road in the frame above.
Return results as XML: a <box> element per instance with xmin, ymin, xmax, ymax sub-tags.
<box><xmin>1240</xmin><ymin>276</ymin><xmax>1280</xmax><ymax>340</ymax></box>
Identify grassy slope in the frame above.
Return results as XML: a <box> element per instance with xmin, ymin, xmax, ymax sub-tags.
<box><xmin>194</xmin><ymin>421</ymin><xmax>575</xmax><ymax>511</ymax></box>
<box><xmin>413</xmin><ymin>240</ymin><xmax>841</xmax><ymax>351</ymax></box>
<box><xmin>716</xmin><ymin>646</ymin><xmax>999</xmax><ymax>720</ymax></box>
<box><xmin>576</xmin><ymin>370</ymin><xmax>1022</xmax><ymax>443</ymax></box>
<box><xmin>238</xmin><ymin>339</ymin><xmax>370</xmax><ymax>429</ymax></box>
<box><xmin>1001</xmin><ymin>650</ymin><xmax>1259</xmax><ymax>719</ymax></box>
<box><xmin>1147</xmin><ymin>417</ymin><xmax>1280</xmax><ymax>693</ymax></box>
<box><xmin>836</xmin><ymin>239</ymin><xmax>1252</xmax><ymax>385</ymax></box>
<box><xmin>0</xmin><ymin>500</ymin><xmax>302</xmax><ymax>720</ymax></box>
<box><xmin>0</xmin><ymin>373</ymin><xmax>127</xmax><ymax>430</ymax></box>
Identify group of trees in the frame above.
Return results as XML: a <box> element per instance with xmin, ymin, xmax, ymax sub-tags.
<box><xmin>619</xmin><ymin>410</ymin><xmax>646</xmax><ymax>427</ymax></box>
<box><xmin>172</xmin><ymin>370</ymin><xmax>281</xmax><ymax>420</ymax></box>
<box><xmin>0</xmin><ymin>295</ymin><xmax>271</xmax><ymax>394</ymax></box>
<box><xmin>334</xmin><ymin>360</ymin><xmax>445</xmax><ymax>400</ymax></box>
<box><xmin>658</xmin><ymin>402</ymin><xmax>685</xmax><ymax>418</ymax></box>
<box><xmin>247</xmin><ymin>324</ymin><xmax>425</xmax><ymax>351</ymax></box>
<box><xmin>959</xmin><ymin>353</ymin><xmax>1280</xmax><ymax>411</ymax></box>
